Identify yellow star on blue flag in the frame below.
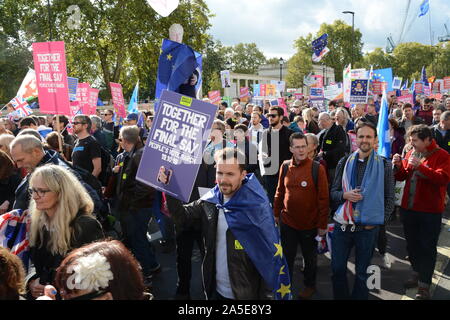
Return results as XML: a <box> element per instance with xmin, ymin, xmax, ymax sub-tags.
<box><xmin>276</xmin><ymin>283</ymin><xmax>291</xmax><ymax>299</ymax></box>
<box><xmin>274</xmin><ymin>242</ymin><xmax>283</xmax><ymax>258</ymax></box>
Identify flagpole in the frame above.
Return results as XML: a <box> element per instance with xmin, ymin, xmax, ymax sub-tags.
<box><xmin>428</xmin><ymin>2</ymin><xmax>433</xmax><ymax>46</ymax></box>
<box><xmin>46</xmin><ymin>0</ymin><xmax>64</xmax><ymax>156</ymax></box>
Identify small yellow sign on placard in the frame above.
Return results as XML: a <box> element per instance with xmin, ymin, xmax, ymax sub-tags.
<box><xmin>235</xmin><ymin>240</ymin><xmax>244</xmax><ymax>250</ymax></box>
<box><xmin>180</xmin><ymin>96</ymin><xmax>193</xmax><ymax>107</ymax></box>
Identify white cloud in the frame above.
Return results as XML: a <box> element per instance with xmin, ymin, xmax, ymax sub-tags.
<box><xmin>205</xmin><ymin>0</ymin><xmax>450</xmax><ymax>58</ymax></box>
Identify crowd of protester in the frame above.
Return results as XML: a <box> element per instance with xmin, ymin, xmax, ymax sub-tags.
<box><xmin>0</xmin><ymin>92</ymin><xmax>450</xmax><ymax>300</ymax></box>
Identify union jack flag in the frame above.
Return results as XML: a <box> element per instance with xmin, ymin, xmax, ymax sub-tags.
<box><xmin>0</xmin><ymin>209</ymin><xmax>31</xmax><ymax>271</ymax></box>
<box><xmin>9</xmin><ymin>96</ymin><xmax>33</xmax><ymax>117</ymax></box>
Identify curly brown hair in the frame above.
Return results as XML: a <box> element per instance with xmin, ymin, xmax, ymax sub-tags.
<box><xmin>0</xmin><ymin>247</ymin><xmax>26</xmax><ymax>300</ymax></box>
<box><xmin>55</xmin><ymin>240</ymin><xmax>146</xmax><ymax>300</ymax></box>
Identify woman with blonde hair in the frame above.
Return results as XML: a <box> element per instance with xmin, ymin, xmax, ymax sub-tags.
<box><xmin>302</xmin><ymin>108</ymin><xmax>320</xmax><ymax>134</ymax></box>
<box><xmin>335</xmin><ymin>107</ymin><xmax>355</xmax><ymax>132</ymax></box>
<box><xmin>27</xmin><ymin>164</ymin><xmax>104</xmax><ymax>299</ymax></box>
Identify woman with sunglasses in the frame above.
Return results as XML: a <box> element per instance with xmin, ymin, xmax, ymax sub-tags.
<box><xmin>26</xmin><ymin>165</ymin><xmax>104</xmax><ymax>299</ymax></box>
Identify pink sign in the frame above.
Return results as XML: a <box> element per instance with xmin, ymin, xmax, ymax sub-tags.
<box><xmin>387</xmin><ymin>91</ymin><xmax>396</xmax><ymax>97</ymax></box>
<box><xmin>370</xmin><ymin>81</ymin><xmax>386</xmax><ymax>95</ymax></box>
<box><xmin>32</xmin><ymin>41</ymin><xmax>70</xmax><ymax>115</ymax></box>
<box><xmin>424</xmin><ymin>85</ymin><xmax>431</xmax><ymax>97</ymax></box>
<box><xmin>294</xmin><ymin>93</ymin><xmax>304</xmax><ymax>100</ymax></box>
<box><xmin>88</xmin><ymin>88</ymin><xmax>100</xmax><ymax>115</ymax></box>
<box><xmin>260</xmin><ymin>84</ymin><xmax>267</xmax><ymax>97</ymax></box>
<box><xmin>444</xmin><ymin>77</ymin><xmax>450</xmax><ymax>90</ymax></box>
<box><xmin>401</xmin><ymin>89</ymin><xmax>410</xmax><ymax>96</ymax></box>
<box><xmin>76</xmin><ymin>82</ymin><xmax>91</xmax><ymax>115</ymax></box>
<box><xmin>414</xmin><ymin>82</ymin><xmax>424</xmax><ymax>94</ymax></box>
<box><xmin>110</xmin><ymin>82</ymin><xmax>126</xmax><ymax>118</ymax></box>
<box><xmin>398</xmin><ymin>94</ymin><xmax>414</xmax><ymax>104</ymax></box>
<box><xmin>208</xmin><ymin>90</ymin><xmax>221</xmax><ymax>104</ymax></box>
<box><xmin>240</xmin><ymin>87</ymin><xmax>250</xmax><ymax>102</ymax></box>
<box><xmin>277</xmin><ymin>98</ymin><xmax>289</xmax><ymax>117</ymax></box>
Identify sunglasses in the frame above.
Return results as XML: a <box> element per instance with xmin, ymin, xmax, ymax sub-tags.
<box><xmin>72</xmin><ymin>122</ymin><xmax>85</xmax><ymax>125</ymax></box>
<box><xmin>267</xmin><ymin>114</ymin><xmax>278</xmax><ymax>118</ymax></box>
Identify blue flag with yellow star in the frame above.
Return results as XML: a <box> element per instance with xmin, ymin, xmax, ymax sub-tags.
<box><xmin>201</xmin><ymin>174</ymin><xmax>292</xmax><ymax>300</ymax></box>
<box><xmin>372</xmin><ymin>68</ymin><xmax>393</xmax><ymax>91</ymax></box>
<box><xmin>155</xmin><ymin>38</ymin><xmax>198</xmax><ymax>104</ymax></box>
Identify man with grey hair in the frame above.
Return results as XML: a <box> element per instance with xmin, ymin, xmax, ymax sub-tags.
<box><xmin>317</xmin><ymin>112</ymin><xmax>349</xmax><ymax>183</ymax></box>
<box><xmin>432</xmin><ymin>110</ymin><xmax>450</xmax><ymax>154</ymax></box>
<box><xmin>90</xmin><ymin>115</ymin><xmax>108</xmax><ymax>150</ymax></box>
<box><xmin>9</xmin><ymin>135</ymin><xmax>102</xmax><ymax>212</ymax></box>
<box><xmin>114</xmin><ymin>125</ymin><xmax>160</xmax><ymax>286</ymax></box>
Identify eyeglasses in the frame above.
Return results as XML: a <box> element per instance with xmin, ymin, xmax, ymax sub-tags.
<box><xmin>28</xmin><ymin>188</ymin><xmax>52</xmax><ymax>198</ymax></box>
<box><xmin>267</xmin><ymin>114</ymin><xmax>278</xmax><ymax>118</ymax></box>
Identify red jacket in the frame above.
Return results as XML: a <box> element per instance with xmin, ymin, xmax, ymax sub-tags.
<box><xmin>395</xmin><ymin>139</ymin><xmax>450</xmax><ymax>213</ymax></box>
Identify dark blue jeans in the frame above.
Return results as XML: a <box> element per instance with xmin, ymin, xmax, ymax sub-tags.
<box><xmin>122</xmin><ymin>208</ymin><xmax>159</xmax><ymax>277</ymax></box>
<box><xmin>331</xmin><ymin>223</ymin><xmax>379</xmax><ymax>300</ymax></box>
<box><xmin>263</xmin><ymin>174</ymin><xmax>279</xmax><ymax>206</ymax></box>
<box><xmin>401</xmin><ymin>209</ymin><xmax>442</xmax><ymax>286</ymax></box>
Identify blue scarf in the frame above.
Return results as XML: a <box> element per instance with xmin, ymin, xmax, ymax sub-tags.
<box><xmin>346</xmin><ymin>150</ymin><xmax>385</xmax><ymax>225</ymax></box>
<box><xmin>201</xmin><ymin>174</ymin><xmax>292</xmax><ymax>300</ymax></box>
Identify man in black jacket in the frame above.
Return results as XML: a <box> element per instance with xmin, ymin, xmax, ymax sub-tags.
<box><xmin>318</xmin><ymin>112</ymin><xmax>349</xmax><ymax>183</ymax></box>
<box><xmin>260</xmin><ymin>106</ymin><xmax>294</xmax><ymax>205</ymax></box>
<box><xmin>115</xmin><ymin>125</ymin><xmax>160</xmax><ymax>284</ymax></box>
<box><xmin>432</xmin><ymin>111</ymin><xmax>450</xmax><ymax>154</ymax></box>
<box><xmin>10</xmin><ymin>135</ymin><xmax>102</xmax><ymax>213</ymax></box>
<box><xmin>162</xmin><ymin>148</ymin><xmax>290</xmax><ymax>300</ymax></box>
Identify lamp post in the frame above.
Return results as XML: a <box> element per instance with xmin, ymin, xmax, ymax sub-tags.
<box><xmin>278</xmin><ymin>57</ymin><xmax>284</xmax><ymax>81</ymax></box>
<box><xmin>343</xmin><ymin>11</ymin><xmax>355</xmax><ymax>66</ymax></box>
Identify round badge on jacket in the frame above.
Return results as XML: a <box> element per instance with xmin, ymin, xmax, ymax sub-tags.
<box><xmin>301</xmin><ymin>181</ymin><xmax>307</xmax><ymax>187</ymax></box>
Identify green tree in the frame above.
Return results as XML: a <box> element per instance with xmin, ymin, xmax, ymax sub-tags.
<box><xmin>427</xmin><ymin>43</ymin><xmax>450</xmax><ymax>79</ymax></box>
<box><xmin>360</xmin><ymin>47</ymin><xmax>393</xmax><ymax>70</ymax></box>
<box><xmin>226</xmin><ymin>43</ymin><xmax>267</xmax><ymax>74</ymax></box>
<box><xmin>201</xmin><ymin>36</ymin><xmax>227</xmax><ymax>94</ymax></box>
<box><xmin>392</xmin><ymin>42</ymin><xmax>434</xmax><ymax>81</ymax></box>
<box><xmin>0</xmin><ymin>0</ymin><xmax>212</xmax><ymax>101</ymax></box>
<box><xmin>286</xmin><ymin>34</ymin><xmax>313</xmax><ymax>88</ymax></box>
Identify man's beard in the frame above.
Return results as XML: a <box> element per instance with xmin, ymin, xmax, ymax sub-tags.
<box><xmin>270</xmin><ymin>120</ymin><xmax>280</xmax><ymax>127</ymax></box>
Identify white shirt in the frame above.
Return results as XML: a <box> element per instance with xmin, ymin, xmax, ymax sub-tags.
<box><xmin>215</xmin><ymin>196</ymin><xmax>235</xmax><ymax>299</ymax></box>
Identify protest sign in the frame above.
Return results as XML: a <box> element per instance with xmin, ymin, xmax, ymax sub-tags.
<box><xmin>310</xmin><ymin>88</ymin><xmax>324</xmax><ymax>98</ymax></box>
<box><xmin>68</xmin><ymin>77</ymin><xmax>78</xmax><ymax>101</ymax></box>
<box><xmin>277</xmin><ymin>98</ymin><xmax>289</xmax><ymax>116</ymax></box>
<box><xmin>208</xmin><ymin>90</ymin><xmax>221</xmax><ymax>104</ymax></box>
<box><xmin>32</xmin><ymin>41</ymin><xmax>70</xmax><ymax>115</ymax></box>
<box><xmin>220</xmin><ymin>70</ymin><xmax>231</xmax><ymax>88</ymax></box>
<box><xmin>16</xmin><ymin>69</ymin><xmax>38</xmax><ymax>102</ymax></box>
<box><xmin>349</xmin><ymin>79</ymin><xmax>369</xmax><ymax>104</ymax></box>
<box><xmin>88</xmin><ymin>88</ymin><xmax>99</xmax><ymax>115</ymax></box>
<box><xmin>401</xmin><ymin>89</ymin><xmax>410</xmax><ymax>96</ymax></box>
<box><xmin>109</xmin><ymin>82</ymin><xmax>126</xmax><ymax>118</ymax></box>
<box><xmin>387</xmin><ymin>91</ymin><xmax>396</xmax><ymax>97</ymax></box>
<box><xmin>444</xmin><ymin>77</ymin><xmax>450</xmax><ymax>90</ymax></box>
<box><xmin>240</xmin><ymin>87</ymin><xmax>250</xmax><ymax>102</ymax></box>
<box><xmin>392</xmin><ymin>77</ymin><xmax>402</xmax><ymax>90</ymax></box>
<box><xmin>271</xmin><ymin>80</ymin><xmax>286</xmax><ymax>94</ymax></box>
<box><xmin>266</xmin><ymin>84</ymin><xmax>276</xmax><ymax>96</ymax></box>
<box><xmin>324</xmin><ymin>83</ymin><xmax>342</xmax><ymax>101</ymax></box>
<box><xmin>294</xmin><ymin>93</ymin><xmax>304</xmax><ymax>100</ymax></box>
<box><xmin>76</xmin><ymin>82</ymin><xmax>91</xmax><ymax>115</ymax></box>
<box><xmin>414</xmin><ymin>82</ymin><xmax>424</xmax><ymax>94</ymax></box>
<box><xmin>424</xmin><ymin>85</ymin><xmax>431</xmax><ymax>97</ymax></box>
<box><xmin>432</xmin><ymin>80</ymin><xmax>441</xmax><ymax>93</ymax></box>
<box><xmin>397</xmin><ymin>94</ymin><xmax>413</xmax><ymax>104</ymax></box>
<box><xmin>350</xmin><ymin>69</ymin><xmax>368</xmax><ymax>79</ymax></box>
<box><xmin>136</xmin><ymin>90</ymin><xmax>218</xmax><ymax>202</ymax></box>
<box><xmin>260</xmin><ymin>84</ymin><xmax>267</xmax><ymax>97</ymax></box>
<box><xmin>370</xmin><ymin>81</ymin><xmax>386</xmax><ymax>95</ymax></box>
<box><xmin>343</xmin><ymin>65</ymin><xmax>351</xmax><ymax>103</ymax></box>
<box><xmin>253</xmin><ymin>84</ymin><xmax>260</xmax><ymax>97</ymax></box>
<box><xmin>310</xmin><ymin>75</ymin><xmax>324</xmax><ymax>88</ymax></box>
<box><xmin>69</xmin><ymin>100</ymin><xmax>82</xmax><ymax>118</ymax></box>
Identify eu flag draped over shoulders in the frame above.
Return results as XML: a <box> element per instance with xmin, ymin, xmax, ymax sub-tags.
<box><xmin>201</xmin><ymin>174</ymin><xmax>292</xmax><ymax>300</ymax></box>
<box><xmin>155</xmin><ymin>38</ymin><xmax>199</xmax><ymax>103</ymax></box>
<box><xmin>377</xmin><ymin>86</ymin><xmax>391</xmax><ymax>159</ymax></box>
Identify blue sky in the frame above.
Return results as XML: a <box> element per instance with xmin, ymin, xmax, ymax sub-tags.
<box><xmin>206</xmin><ymin>0</ymin><xmax>450</xmax><ymax>59</ymax></box>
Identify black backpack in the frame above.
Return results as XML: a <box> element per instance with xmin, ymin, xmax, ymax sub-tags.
<box><xmin>280</xmin><ymin>159</ymin><xmax>320</xmax><ymax>190</ymax></box>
